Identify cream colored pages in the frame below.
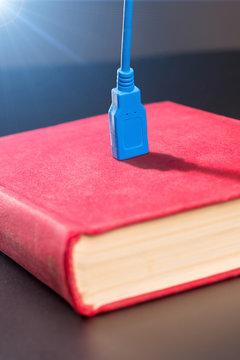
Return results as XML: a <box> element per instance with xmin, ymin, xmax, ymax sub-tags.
<box><xmin>73</xmin><ymin>199</ymin><xmax>240</xmax><ymax>310</ymax></box>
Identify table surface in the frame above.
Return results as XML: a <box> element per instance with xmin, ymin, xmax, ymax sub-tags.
<box><xmin>1</xmin><ymin>51</ymin><xmax>240</xmax><ymax>360</ymax></box>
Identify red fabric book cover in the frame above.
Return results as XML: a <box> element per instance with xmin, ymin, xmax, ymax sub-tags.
<box><xmin>0</xmin><ymin>101</ymin><xmax>240</xmax><ymax>316</ymax></box>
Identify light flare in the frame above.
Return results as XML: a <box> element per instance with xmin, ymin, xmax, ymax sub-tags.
<box><xmin>0</xmin><ymin>0</ymin><xmax>24</xmax><ymax>28</ymax></box>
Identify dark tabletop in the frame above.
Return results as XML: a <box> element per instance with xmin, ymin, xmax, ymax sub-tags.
<box><xmin>0</xmin><ymin>51</ymin><xmax>240</xmax><ymax>360</ymax></box>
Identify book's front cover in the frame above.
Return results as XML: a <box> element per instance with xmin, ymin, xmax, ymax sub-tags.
<box><xmin>0</xmin><ymin>101</ymin><xmax>240</xmax><ymax>315</ymax></box>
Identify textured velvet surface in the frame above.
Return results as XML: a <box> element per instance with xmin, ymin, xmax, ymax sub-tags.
<box><xmin>0</xmin><ymin>101</ymin><xmax>240</xmax><ymax>315</ymax></box>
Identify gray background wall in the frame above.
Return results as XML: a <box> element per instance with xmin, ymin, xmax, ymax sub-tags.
<box><xmin>1</xmin><ymin>1</ymin><xmax>240</xmax><ymax>68</ymax></box>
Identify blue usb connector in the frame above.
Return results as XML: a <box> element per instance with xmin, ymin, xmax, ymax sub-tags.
<box><xmin>109</xmin><ymin>0</ymin><xmax>149</xmax><ymax>160</ymax></box>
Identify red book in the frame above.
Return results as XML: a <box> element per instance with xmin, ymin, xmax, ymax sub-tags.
<box><xmin>0</xmin><ymin>101</ymin><xmax>240</xmax><ymax>316</ymax></box>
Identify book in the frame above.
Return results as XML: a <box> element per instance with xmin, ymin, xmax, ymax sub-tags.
<box><xmin>0</xmin><ymin>101</ymin><xmax>240</xmax><ymax>316</ymax></box>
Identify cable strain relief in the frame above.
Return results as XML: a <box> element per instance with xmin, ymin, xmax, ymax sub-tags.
<box><xmin>117</xmin><ymin>68</ymin><xmax>135</xmax><ymax>92</ymax></box>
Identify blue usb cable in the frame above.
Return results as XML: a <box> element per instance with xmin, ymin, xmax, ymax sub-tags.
<box><xmin>109</xmin><ymin>0</ymin><xmax>149</xmax><ymax>160</ymax></box>
<box><xmin>121</xmin><ymin>0</ymin><xmax>133</xmax><ymax>72</ymax></box>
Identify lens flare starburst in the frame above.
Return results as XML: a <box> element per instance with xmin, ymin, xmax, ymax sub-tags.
<box><xmin>0</xmin><ymin>0</ymin><xmax>7</xmax><ymax>10</ymax></box>
<box><xmin>0</xmin><ymin>0</ymin><xmax>24</xmax><ymax>27</ymax></box>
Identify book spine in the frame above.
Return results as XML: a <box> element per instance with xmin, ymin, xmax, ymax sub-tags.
<box><xmin>0</xmin><ymin>187</ymin><xmax>73</xmax><ymax>305</ymax></box>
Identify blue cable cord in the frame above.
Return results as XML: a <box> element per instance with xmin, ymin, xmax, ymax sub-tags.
<box><xmin>121</xmin><ymin>0</ymin><xmax>134</xmax><ymax>72</ymax></box>
<box><xmin>108</xmin><ymin>0</ymin><xmax>149</xmax><ymax>160</ymax></box>
<box><xmin>117</xmin><ymin>0</ymin><xmax>135</xmax><ymax>92</ymax></box>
